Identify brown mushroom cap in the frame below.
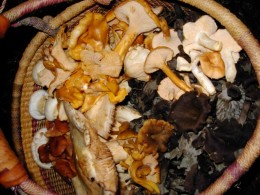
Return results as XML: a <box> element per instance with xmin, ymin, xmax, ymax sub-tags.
<box><xmin>199</xmin><ymin>51</ymin><xmax>225</xmax><ymax>79</ymax></box>
<box><xmin>137</xmin><ymin>119</ymin><xmax>174</xmax><ymax>154</ymax></box>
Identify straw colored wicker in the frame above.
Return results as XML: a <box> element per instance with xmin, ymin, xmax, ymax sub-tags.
<box><xmin>11</xmin><ymin>0</ymin><xmax>260</xmax><ymax>194</ymax></box>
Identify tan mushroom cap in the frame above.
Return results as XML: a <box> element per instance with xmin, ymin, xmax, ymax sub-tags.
<box><xmin>144</xmin><ymin>46</ymin><xmax>191</xmax><ymax>92</ymax></box>
<box><xmin>183</xmin><ymin>15</ymin><xmax>222</xmax><ymax>51</ymax></box>
<box><xmin>199</xmin><ymin>51</ymin><xmax>225</xmax><ymax>79</ymax></box>
<box><xmin>113</xmin><ymin>0</ymin><xmax>163</xmax><ymax>60</ymax></box>
<box><xmin>152</xmin><ymin>29</ymin><xmax>182</xmax><ymax>56</ymax></box>
<box><xmin>157</xmin><ymin>77</ymin><xmax>185</xmax><ymax>101</ymax></box>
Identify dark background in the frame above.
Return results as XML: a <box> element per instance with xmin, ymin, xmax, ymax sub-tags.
<box><xmin>0</xmin><ymin>0</ymin><xmax>259</xmax><ymax>194</ymax></box>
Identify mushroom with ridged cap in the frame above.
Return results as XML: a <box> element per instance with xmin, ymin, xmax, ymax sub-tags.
<box><xmin>144</xmin><ymin>46</ymin><xmax>191</xmax><ymax>92</ymax></box>
<box><xmin>113</xmin><ymin>0</ymin><xmax>163</xmax><ymax>60</ymax></box>
<box><xmin>183</xmin><ymin>15</ymin><xmax>222</xmax><ymax>51</ymax></box>
<box><xmin>29</xmin><ymin>89</ymin><xmax>49</xmax><ymax>120</ymax></box>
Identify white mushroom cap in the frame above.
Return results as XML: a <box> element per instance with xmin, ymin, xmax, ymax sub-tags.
<box><xmin>45</xmin><ymin>96</ymin><xmax>58</xmax><ymax>121</ymax></box>
<box><xmin>183</xmin><ymin>15</ymin><xmax>222</xmax><ymax>51</ymax></box>
<box><xmin>157</xmin><ymin>77</ymin><xmax>185</xmax><ymax>101</ymax></box>
<box><xmin>124</xmin><ymin>45</ymin><xmax>151</xmax><ymax>81</ymax></box>
<box><xmin>115</xmin><ymin>105</ymin><xmax>142</xmax><ymax>122</ymax></box>
<box><xmin>152</xmin><ymin>29</ymin><xmax>181</xmax><ymax>56</ymax></box>
<box><xmin>32</xmin><ymin>60</ymin><xmax>54</xmax><ymax>87</ymax></box>
<box><xmin>210</xmin><ymin>29</ymin><xmax>242</xmax><ymax>82</ymax></box>
<box><xmin>29</xmin><ymin>89</ymin><xmax>49</xmax><ymax>120</ymax></box>
<box><xmin>32</xmin><ymin>60</ymin><xmax>45</xmax><ymax>85</ymax></box>
<box><xmin>31</xmin><ymin>128</ymin><xmax>52</xmax><ymax>169</ymax></box>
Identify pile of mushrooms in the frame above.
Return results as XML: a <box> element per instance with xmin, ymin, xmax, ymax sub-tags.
<box><xmin>27</xmin><ymin>0</ymin><xmax>254</xmax><ymax>194</ymax></box>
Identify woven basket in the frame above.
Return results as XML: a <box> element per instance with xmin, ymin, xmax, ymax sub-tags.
<box><xmin>11</xmin><ymin>0</ymin><xmax>260</xmax><ymax>194</ymax></box>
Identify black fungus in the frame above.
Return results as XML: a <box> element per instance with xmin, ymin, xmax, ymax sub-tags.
<box><xmin>168</xmin><ymin>91</ymin><xmax>211</xmax><ymax>133</ymax></box>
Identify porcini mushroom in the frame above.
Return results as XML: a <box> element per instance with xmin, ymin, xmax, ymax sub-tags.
<box><xmin>29</xmin><ymin>89</ymin><xmax>49</xmax><ymax>120</ymax></box>
<box><xmin>210</xmin><ymin>29</ymin><xmax>242</xmax><ymax>82</ymax></box>
<box><xmin>144</xmin><ymin>46</ymin><xmax>191</xmax><ymax>92</ymax></box>
<box><xmin>183</xmin><ymin>15</ymin><xmax>222</xmax><ymax>51</ymax></box>
<box><xmin>199</xmin><ymin>51</ymin><xmax>225</xmax><ymax>79</ymax></box>
<box><xmin>113</xmin><ymin>0</ymin><xmax>162</xmax><ymax>60</ymax></box>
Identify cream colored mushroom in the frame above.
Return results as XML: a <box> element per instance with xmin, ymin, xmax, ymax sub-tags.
<box><xmin>157</xmin><ymin>77</ymin><xmax>185</xmax><ymax>101</ymax></box>
<box><xmin>191</xmin><ymin>57</ymin><xmax>216</xmax><ymax>95</ymax></box>
<box><xmin>113</xmin><ymin>0</ymin><xmax>162</xmax><ymax>60</ymax></box>
<box><xmin>183</xmin><ymin>15</ymin><xmax>222</xmax><ymax>51</ymax></box>
<box><xmin>44</xmin><ymin>96</ymin><xmax>58</xmax><ymax>121</ymax></box>
<box><xmin>176</xmin><ymin>56</ymin><xmax>216</xmax><ymax>95</ymax></box>
<box><xmin>144</xmin><ymin>46</ymin><xmax>191</xmax><ymax>92</ymax></box>
<box><xmin>152</xmin><ymin>29</ymin><xmax>182</xmax><ymax>56</ymax></box>
<box><xmin>51</xmin><ymin>26</ymin><xmax>78</xmax><ymax>72</ymax></box>
<box><xmin>115</xmin><ymin>105</ymin><xmax>142</xmax><ymax>122</ymax></box>
<box><xmin>29</xmin><ymin>89</ymin><xmax>49</xmax><ymax>120</ymax></box>
<box><xmin>210</xmin><ymin>29</ymin><xmax>242</xmax><ymax>82</ymax></box>
<box><xmin>124</xmin><ymin>45</ymin><xmax>150</xmax><ymax>81</ymax></box>
<box><xmin>31</xmin><ymin>128</ymin><xmax>52</xmax><ymax>169</ymax></box>
<box><xmin>32</xmin><ymin>60</ymin><xmax>54</xmax><ymax>87</ymax></box>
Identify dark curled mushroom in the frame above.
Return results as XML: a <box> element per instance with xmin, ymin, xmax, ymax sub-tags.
<box><xmin>200</xmin><ymin>118</ymin><xmax>250</xmax><ymax>165</ymax></box>
<box><xmin>168</xmin><ymin>91</ymin><xmax>211</xmax><ymax>133</ymax></box>
<box><xmin>137</xmin><ymin>119</ymin><xmax>174</xmax><ymax>154</ymax></box>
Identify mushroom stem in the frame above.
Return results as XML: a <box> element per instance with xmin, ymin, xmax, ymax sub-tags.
<box><xmin>197</xmin><ymin>32</ymin><xmax>222</xmax><ymax>51</ymax></box>
<box><xmin>114</xmin><ymin>28</ymin><xmax>138</xmax><ymax>60</ymax></box>
<box><xmin>191</xmin><ymin>58</ymin><xmax>216</xmax><ymax>95</ymax></box>
<box><xmin>161</xmin><ymin>64</ymin><xmax>191</xmax><ymax>92</ymax></box>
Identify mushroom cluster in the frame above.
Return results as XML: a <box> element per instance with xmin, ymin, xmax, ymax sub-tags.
<box><xmin>28</xmin><ymin>0</ymin><xmax>260</xmax><ymax>194</ymax></box>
